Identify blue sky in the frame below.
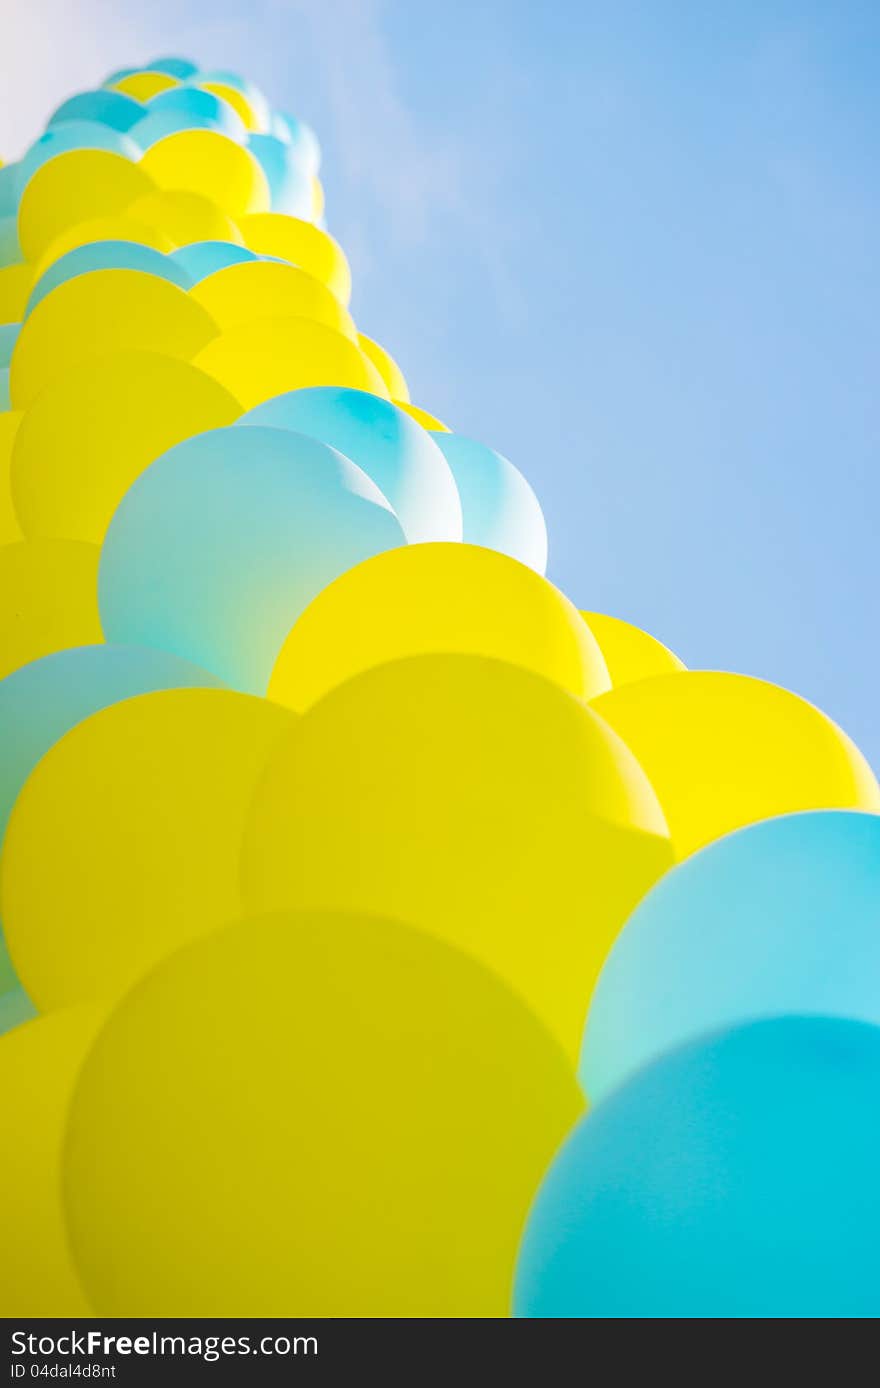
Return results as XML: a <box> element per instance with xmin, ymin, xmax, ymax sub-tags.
<box><xmin>4</xmin><ymin>1</ymin><xmax>879</xmax><ymax>762</ymax></box>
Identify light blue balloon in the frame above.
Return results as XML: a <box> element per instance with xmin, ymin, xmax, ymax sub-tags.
<box><xmin>247</xmin><ymin>134</ymin><xmax>313</xmax><ymax>216</ymax></box>
<box><xmin>16</xmin><ymin>124</ymin><xmax>142</xmax><ymax>197</ymax></box>
<box><xmin>430</xmin><ymin>431</ymin><xmax>548</xmax><ymax>574</ymax></box>
<box><xmin>582</xmin><ymin>810</ymin><xmax>880</xmax><ymax>1104</ymax></box>
<box><xmin>0</xmin><ymin>216</ymin><xmax>21</xmax><ymax>269</ymax></box>
<box><xmin>128</xmin><ymin>108</ymin><xmax>232</xmax><ymax>150</ymax></box>
<box><xmin>272</xmin><ymin>113</ymin><xmax>321</xmax><ymax>174</ymax></box>
<box><xmin>238</xmin><ymin>388</ymin><xmax>462</xmax><ymax>544</ymax></box>
<box><xmin>0</xmin><ymin>164</ymin><xmax>20</xmax><ymax>218</ymax></box>
<box><xmin>170</xmin><ymin>241</ymin><xmax>258</xmax><ymax>282</ymax></box>
<box><xmin>49</xmin><ymin>89</ymin><xmax>146</xmax><ymax>132</ymax></box>
<box><xmin>0</xmin><ymin>985</ymin><xmax>36</xmax><ymax>1038</ymax></box>
<box><xmin>130</xmin><ymin>87</ymin><xmax>247</xmax><ymax>148</ymax></box>
<box><xmin>198</xmin><ymin>71</ymin><xmax>271</xmax><ymax>130</ymax></box>
<box><xmin>24</xmin><ymin>242</ymin><xmax>192</xmax><ymax>319</ymax></box>
<box><xmin>0</xmin><ymin>324</ymin><xmax>19</xmax><ymax>367</ymax></box>
<box><xmin>0</xmin><ymin>370</ymin><xmax>9</xmax><ymax>411</ymax></box>
<box><xmin>517</xmin><ymin>1016</ymin><xmax>880</xmax><ymax>1318</ymax></box>
<box><xmin>99</xmin><ymin>426</ymin><xmax>407</xmax><ymax>692</ymax></box>
<box><xmin>148</xmin><ymin>56</ymin><xmax>200</xmax><ymax>80</ymax></box>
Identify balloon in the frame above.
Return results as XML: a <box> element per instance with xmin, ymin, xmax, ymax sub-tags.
<box><xmin>0</xmin><ymin>165</ymin><xmax>18</xmax><ymax>218</ymax></box>
<box><xmin>29</xmin><ymin>216</ymin><xmax>174</xmax><ymax>280</ymax></box>
<box><xmin>268</xmin><ymin>542</ymin><xmax>611</xmax><ymax>710</ymax></box>
<box><xmin>25</xmin><ymin>240</ymin><xmax>192</xmax><ymax>318</ymax></box>
<box><xmin>129</xmin><ymin>96</ymin><xmax>246</xmax><ymax>151</ymax></box>
<box><xmin>1</xmin><ymin>688</ymin><xmax>295</xmax><ymax>1010</ymax></box>
<box><xmin>0</xmin><ymin>322</ymin><xmax>17</xmax><ymax>366</ymax></box>
<box><xmin>147</xmin><ymin>56</ymin><xmax>199</xmax><ymax>80</ymax></box>
<box><xmin>311</xmin><ymin>176</ymin><xmax>325</xmax><ymax>221</ymax></box>
<box><xmin>140</xmin><ymin>130</ymin><xmax>269</xmax><ymax>219</ymax></box>
<box><xmin>517</xmin><ymin>1016</ymin><xmax>880</xmax><ymax>1318</ymax></box>
<box><xmin>358</xmin><ymin>332</ymin><xmax>410</xmax><ymax>402</ymax></box>
<box><xmin>171</xmin><ymin>239</ymin><xmax>257</xmax><ymax>281</ymax></box>
<box><xmin>126</xmin><ymin>188</ymin><xmax>244</xmax><ymax>247</ymax></box>
<box><xmin>9</xmin><ymin>269</ymin><xmax>220</xmax><ymax>409</ymax></box>
<box><xmin>0</xmin><ymin>370</ymin><xmax>8</xmax><ymax>409</ymax></box>
<box><xmin>64</xmin><ymin>910</ymin><xmax>583</xmax><ymax>1316</ymax></box>
<box><xmin>399</xmin><ymin>400</ymin><xmax>449</xmax><ymax>431</ymax></box>
<box><xmin>110</xmin><ymin>71</ymin><xmax>181</xmax><ymax>102</ymax></box>
<box><xmin>583</xmin><ymin>810</ymin><xmax>880</xmax><ymax>1102</ymax></box>
<box><xmin>189</xmin><ymin>258</ymin><xmax>355</xmax><ymax>338</ymax></box>
<box><xmin>238</xmin><ymin>387</ymin><xmax>461</xmax><ymax>542</ymax></box>
<box><xmin>246</xmin><ymin>134</ymin><xmax>313</xmax><ymax>217</ymax></box>
<box><xmin>193</xmin><ymin>317</ymin><xmax>387</xmax><ymax>409</ymax></box>
<box><xmin>0</xmin><ymin>412</ymin><xmax>22</xmax><ymax>545</ymax></box>
<box><xmin>237</xmin><ymin>213</ymin><xmax>351</xmax><ymax>304</ymax></box>
<box><xmin>16</xmin><ymin>124</ymin><xmax>142</xmax><ymax>196</ymax></box>
<box><xmin>198</xmin><ymin>77</ymin><xmax>270</xmax><ymax>133</ymax></box>
<box><xmin>243</xmin><ymin>655</ymin><xmax>673</xmax><ymax>1060</ymax></box>
<box><xmin>580</xmin><ymin>610</ymin><xmax>686</xmax><ymax>687</ymax></box>
<box><xmin>430</xmin><ymin>432</ymin><xmax>548</xmax><ymax>575</ymax></box>
<box><xmin>591</xmin><ymin>672</ymin><xmax>880</xmax><ymax>857</ymax></box>
<box><xmin>0</xmin><ymin>1008</ymin><xmax>104</xmax><ymax>1315</ymax></box>
<box><xmin>48</xmin><ymin>89</ymin><xmax>145</xmax><ymax>132</ymax></box>
<box><xmin>0</xmin><ymin>265</ymin><xmax>30</xmax><ymax>325</ymax></box>
<box><xmin>0</xmin><ymin>984</ymin><xmax>36</xmax><ymax>1035</ymax></box>
<box><xmin>0</xmin><ymin>540</ymin><xmax>102</xmax><ymax>680</ymax></box>
<box><xmin>99</xmin><ymin>425</ymin><xmax>406</xmax><ymax>692</ymax></box>
<box><xmin>17</xmin><ymin>149</ymin><xmax>156</xmax><ymax>263</ymax></box>
<box><xmin>0</xmin><ymin>213</ymin><xmax>21</xmax><ymax>267</ymax></box>
<box><xmin>12</xmin><ymin>350</ymin><xmax>240</xmax><ymax>545</ymax></box>
<box><xmin>271</xmin><ymin>112</ymin><xmax>321</xmax><ymax>174</ymax></box>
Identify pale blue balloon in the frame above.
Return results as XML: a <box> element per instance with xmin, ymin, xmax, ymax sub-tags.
<box><xmin>238</xmin><ymin>388</ymin><xmax>462</xmax><ymax>544</ymax></box>
<box><xmin>0</xmin><ymin>985</ymin><xmax>36</xmax><ymax>1038</ymax></box>
<box><xmin>0</xmin><ymin>370</ymin><xmax>9</xmax><ymax>410</ymax></box>
<box><xmin>25</xmin><ymin>242</ymin><xmax>192</xmax><ymax>319</ymax></box>
<box><xmin>272</xmin><ymin>113</ymin><xmax>321</xmax><ymax>174</ymax></box>
<box><xmin>517</xmin><ymin>1016</ymin><xmax>880</xmax><ymax>1318</ymax></box>
<box><xmin>99</xmin><ymin>426</ymin><xmax>407</xmax><ymax>692</ymax></box>
<box><xmin>0</xmin><ymin>164</ymin><xmax>20</xmax><ymax>217</ymax></box>
<box><xmin>0</xmin><ymin>324</ymin><xmax>18</xmax><ymax>367</ymax></box>
<box><xmin>0</xmin><ymin>216</ymin><xmax>21</xmax><ymax>269</ymax></box>
<box><xmin>170</xmin><ymin>241</ymin><xmax>258</xmax><ymax>282</ymax></box>
<box><xmin>582</xmin><ymin>810</ymin><xmax>880</xmax><ymax>1103</ymax></box>
<box><xmin>430</xmin><ymin>431</ymin><xmax>548</xmax><ymax>574</ymax></box>
<box><xmin>198</xmin><ymin>71</ymin><xmax>271</xmax><ymax>130</ymax></box>
<box><xmin>148</xmin><ymin>56</ymin><xmax>200</xmax><ymax>80</ymax></box>
<box><xmin>16</xmin><ymin>124</ymin><xmax>142</xmax><ymax>197</ymax></box>
<box><xmin>247</xmin><ymin>134</ymin><xmax>313</xmax><ymax>216</ymax></box>
<box><xmin>49</xmin><ymin>89</ymin><xmax>145</xmax><ymax>132</ymax></box>
<box><xmin>130</xmin><ymin>88</ymin><xmax>246</xmax><ymax>148</ymax></box>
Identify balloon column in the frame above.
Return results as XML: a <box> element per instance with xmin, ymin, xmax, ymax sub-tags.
<box><xmin>0</xmin><ymin>57</ymin><xmax>878</xmax><ymax>1320</ymax></box>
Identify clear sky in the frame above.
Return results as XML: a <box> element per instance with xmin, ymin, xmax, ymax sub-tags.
<box><xmin>4</xmin><ymin>2</ymin><xmax>879</xmax><ymax>762</ymax></box>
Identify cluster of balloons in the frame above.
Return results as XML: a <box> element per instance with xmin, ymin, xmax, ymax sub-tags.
<box><xmin>1</xmin><ymin>57</ymin><xmax>879</xmax><ymax>1320</ymax></box>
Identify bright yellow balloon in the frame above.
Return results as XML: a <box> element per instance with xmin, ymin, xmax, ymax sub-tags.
<box><xmin>358</xmin><ymin>332</ymin><xmax>410</xmax><ymax>402</ymax></box>
<box><xmin>17</xmin><ymin>149</ymin><xmax>156</xmax><ymax>263</ymax></box>
<box><xmin>581</xmin><ymin>610</ymin><xmax>686</xmax><ymax>688</ymax></box>
<box><xmin>193</xmin><ymin>316</ymin><xmax>388</xmax><ymax>409</ymax></box>
<box><xmin>0</xmin><ymin>411</ymin><xmax>23</xmax><ymax>545</ymax></box>
<box><xmin>311</xmin><ymin>175</ymin><xmax>325</xmax><ymax>220</ymax></box>
<box><xmin>190</xmin><ymin>258</ymin><xmax>356</xmax><ymax>338</ymax></box>
<box><xmin>64</xmin><ymin>910</ymin><xmax>583</xmax><ymax>1316</ymax></box>
<box><xmin>127</xmin><ymin>189</ymin><xmax>244</xmax><ymax>248</ymax></box>
<box><xmin>269</xmin><ymin>543</ymin><xmax>612</xmax><ymax>711</ymax></box>
<box><xmin>199</xmin><ymin>81</ymin><xmax>263</xmax><ymax>132</ymax></box>
<box><xmin>0</xmin><ymin>1008</ymin><xmax>104</xmax><ymax>1316</ymax></box>
<box><xmin>398</xmin><ymin>399</ymin><xmax>449</xmax><ymax>431</ymax></box>
<box><xmin>238</xmin><ymin>213</ymin><xmax>351</xmax><ymax>305</ymax></box>
<box><xmin>140</xmin><ymin>130</ymin><xmax>269</xmax><ymax>219</ymax></box>
<box><xmin>0</xmin><ymin>264</ymin><xmax>32</xmax><ymax>323</ymax></box>
<box><xmin>12</xmin><ymin>350</ymin><xmax>241</xmax><ymax>544</ymax></box>
<box><xmin>243</xmin><ymin>656</ymin><xmax>673</xmax><ymax>1061</ymax></box>
<box><xmin>1</xmin><ymin>689</ymin><xmax>295</xmax><ymax>1011</ymax></box>
<box><xmin>0</xmin><ymin>540</ymin><xmax>102</xmax><ymax>679</ymax></box>
<box><xmin>9</xmin><ymin>269</ymin><xmax>220</xmax><ymax>409</ymax></box>
<box><xmin>591</xmin><ymin>671</ymin><xmax>880</xmax><ymax>857</ymax></box>
<box><xmin>111</xmin><ymin>71</ymin><xmax>180</xmax><ymax>101</ymax></box>
<box><xmin>32</xmin><ymin>217</ymin><xmax>174</xmax><ymax>281</ymax></box>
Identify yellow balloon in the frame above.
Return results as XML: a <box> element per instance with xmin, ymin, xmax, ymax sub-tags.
<box><xmin>127</xmin><ymin>189</ymin><xmax>244</xmax><ymax>248</ymax></box>
<box><xmin>238</xmin><ymin>212</ymin><xmax>352</xmax><ymax>305</ymax></box>
<box><xmin>243</xmin><ymin>656</ymin><xmax>673</xmax><ymax>1061</ymax></box>
<box><xmin>31</xmin><ymin>217</ymin><xmax>174</xmax><ymax>281</ymax></box>
<box><xmin>358</xmin><ymin>331</ymin><xmax>410</xmax><ymax>402</ymax></box>
<box><xmin>17</xmin><ymin>149</ymin><xmax>156</xmax><ymax>263</ymax></box>
<box><xmin>9</xmin><ymin>269</ymin><xmax>220</xmax><ymax>409</ymax></box>
<box><xmin>190</xmin><ymin>258</ymin><xmax>356</xmax><ymax>338</ymax></box>
<box><xmin>199</xmin><ymin>81</ymin><xmax>263</xmax><ymax>132</ymax></box>
<box><xmin>581</xmin><ymin>610</ymin><xmax>686</xmax><ymax>687</ymax></box>
<box><xmin>1</xmin><ymin>689</ymin><xmax>295</xmax><ymax>1011</ymax></box>
<box><xmin>0</xmin><ymin>1008</ymin><xmax>104</xmax><ymax>1315</ymax></box>
<box><xmin>397</xmin><ymin>399</ymin><xmax>450</xmax><ymax>431</ymax></box>
<box><xmin>0</xmin><ymin>540</ymin><xmax>102</xmax><ymax>679</ymax></box>
<box><xmin>0</xmin><ymin>264</ymin><xmax>32</xmax><ymax>323</ymax></box>
<box><xmin>12</xmin><ymin>350</ymin><xmax>241</xmax><ymax>544</ymax></box>
<box><xmin>111</xmin><ymin>70</ymin><xmax>180</xmax><ymax>101</ymax></box>
<box><xmin>311</xmin><ymin>174</ymin><xmax>325</xmax><ymax>220</ymax></box>
<box><xmin>64</xmin><ymin>910</ymin><xmax>583</xmax><ymax>1316</ymax></box>
<box><xmin>591</xmin><ymin>671</ymin><xmax>880</xmax><ymax>857</ymax></box>
<box><xmin>269</xmin><ymin>543</ymin><xmax>612</xmax><ymax>711</ymax></box>
<box><xmin>193</xmin><ymin>316</ymin><xmax>388</xmax><ymax>409</ymax></box>
<box><xmin>140</xmin><ymin>130</ymin><xmax>269</xmax><ymax>219</ymax></box>
<box><xmin>0</xmin><ymin>411</ymin><xmax>23</xmax><ymax>545</ymax></box>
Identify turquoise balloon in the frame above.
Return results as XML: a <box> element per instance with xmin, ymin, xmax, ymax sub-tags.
<box><xmin>170</xmin><ymin>241</ymin><xmax>258</xmax><ymax>282</ymax></box>
<box><xmin>430</xmin><ymin>432</ymin><xmax>548</xmax><ymax>574</ymax></box>
<box><xmin>271</xmin><ymin>113</ymin><xmax>321</xmax><ymax>174</ymax></box>
<box><xmin>0</xmin><ymin>216</ymin><xmax>20</xmax><ymax>269</ymax></box>
<box><xmin>238</xmin><ymin>388</ymin><xmax>462</xmax><ymax>544</ymax></box>
<box><xmin>582</xmin><ymin>810</ymin><xmax>880</xmax><ymax>1103</ymax></box>
<box><xmin>49</xmin><ymin>89</ymin><xmax>145</xmax><ymax>132</ymax></box>
<box><xmin>130</xmin><ymin>88</ymin><xmax>246</xmax><ymax>148</ymax></box>
<box><xmin>0</xmin><ymin>164</ymin><xmax>20</xmax><ymax>218</ymax></box>
<box><xmin>0</xmin><ymin>985</ymin><xmax>36</xmax><ymax>1038</ymax></box>
<box><xmin>16</xmin><ymin>124</ymin><xmax>142</xmax><ymax>196</ymax></box>
<box><xmin>0</xmin><ymin>324</ymin><xmax>18</xmax><ymax>367</ymax></box>
<box><xmin>247</xmin><ymin>134</ymin><xmax>313</xmax><ymax>216</ymax></box>
<box><xmin>99</xmin><ymin>426</ymin><xmax>407</xmax><ymax>692</ymax></box>
<box><xmin>148</xmin><ymin>56</ymin><xmax>200</xmax><ymax>80</ymax></box>
<box><xmin>517</xmin><ymin>1017</ymin><xmax>880</xmax><ymax>1318</ymax></box>
<box><xmin>25</xmin><ymin>243</ymin><xmax>192</xmax><ymax>319</ymax></box>
<box><xmin>0</xmin><ymin>370</ymin><xmax>9</xmax><ymax>410</ymax></box>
